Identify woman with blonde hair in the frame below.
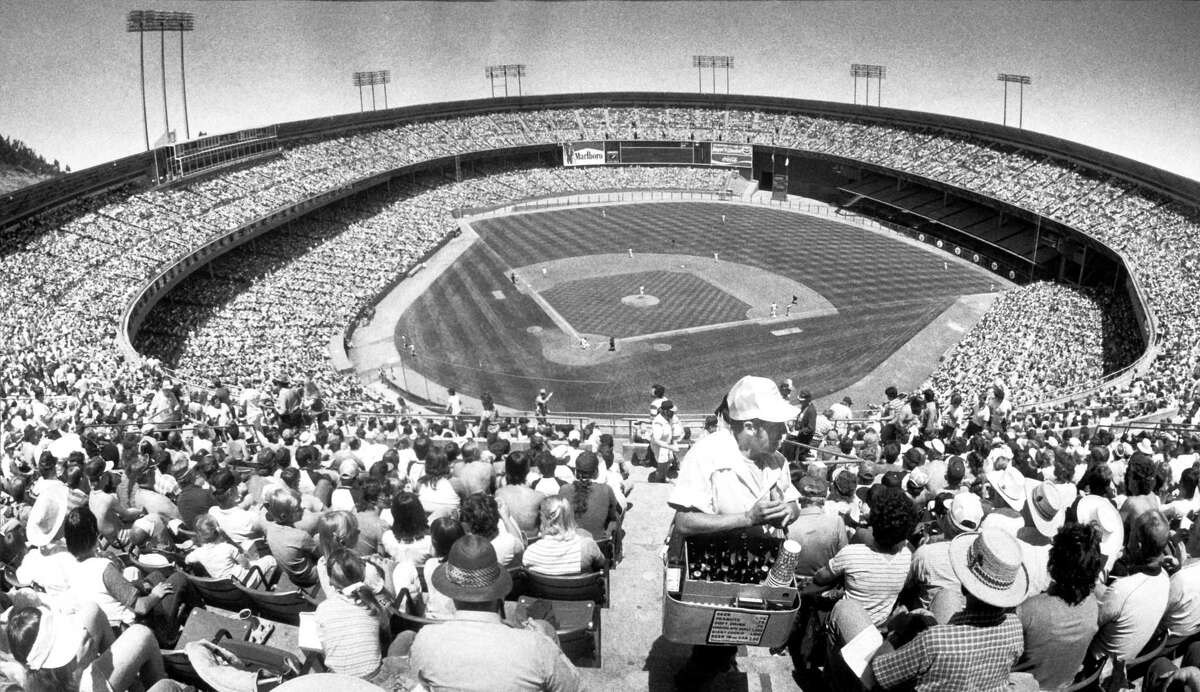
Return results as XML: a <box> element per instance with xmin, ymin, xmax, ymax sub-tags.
<box><xmin>522</xmin><ymin>496</ymin><xmax>606</xmax><ymax>576</ymax></box>
<box><xmin>315</xmin><ymin>510</ymin><xmax>393</xmax><ymax>602</ymax></box>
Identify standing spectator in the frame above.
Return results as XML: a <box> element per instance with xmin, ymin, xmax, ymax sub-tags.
<box><xmin>534</xmin><ymin>388</ymin><xmax>553</xmax><ymax>425</ymax></box>
<box><xmin>649</xmin><ymin>399</ymin><xmax>683</xmax><ymax>483</ymax></box>
<box><xmin>791</xmin><ymin>390</ymin><xmax>817</xmax><ymax>461</ymax></box>
<box><xmin>920</xmin><ymin>389</ymin><xmax>940</xmax><ymax>441</ymax></box>
<box><xmin>829</xmin><ymin>396</ymin><xmax>854</xmax><ymax>437</ymax></box>
<box><xmin>446</xmin><ymin>388</ymin><xmax>462</xmax><ymax>418</ymax></box>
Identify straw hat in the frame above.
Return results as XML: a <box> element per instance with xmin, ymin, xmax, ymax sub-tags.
<box><xmin>431</xmin><ymin>535</ymin><xmax>512</xmax><ymax>603</ymax></box>
<box><xmin>948</xmin><ymin>529</ymin><xmax>1029</xmax><ymax>608</ymax></box>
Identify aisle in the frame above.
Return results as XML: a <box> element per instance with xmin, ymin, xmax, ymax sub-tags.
<box><xmin>578</xmin><ymin>467</ymin><xmax>801</xmax><ymax>691</ymax></box>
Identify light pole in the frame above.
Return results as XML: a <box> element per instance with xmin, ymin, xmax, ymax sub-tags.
<box><xmin>486</xmin><ymin>65</ymin><xmax>501</xmax><ymax>97</ymax></box>
<box><xmin>851</xmin><ymin>64</ymin><xmax>886</xmax><ymax>106</ymax></box>
<box><xmin>691</xmin><ymin>55</ymin><xmax>712</xmax><ymax>93</ymax></box>
<box><xmin>692</xmin><ymin>55</ymin><xmax>733</xmax><ymax>94</ymax></box>
<box><xmin>352</xmin><ymin>70</ymin><xmax>390</xmax><ymax>110</ymax></box>
<box><xmin>163</xmin><ymin>12</ymin><xmax>195</xmax><ymax>139</ymax></box>
<box><xmin>127</xmin><ymin>10</ymin><xmax>195</xmax><ymax>147</ymax></box>
<box><xmin>506</xmin><ymin>64</ymin><xmax>527</xmax><ymax>96</ymax></box>
<box><xmin>485</xmin><ymin>64</ymin><xmax>527</xmax><ymax>97</ymax></box>
<box><xmin>713</xmin><ymin>55</ymin><xmax>734</xmax><ymax>94</ymax></box>
<box><xmin>997</xmin><ymin>73</ymin><xmax>1032</xmax><ymax>128</ymax></box>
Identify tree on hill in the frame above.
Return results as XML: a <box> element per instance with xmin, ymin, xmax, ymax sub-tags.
<box><xmin>0</xmin><ymin>135</ymin><xmax>62</xmax><ymax>176</ymax></box>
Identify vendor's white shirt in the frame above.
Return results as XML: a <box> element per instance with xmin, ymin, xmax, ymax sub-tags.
<box><xmin>668</xmin><ymin>428</ymin><xmax>799</xmax><ymax>516</ymax></box>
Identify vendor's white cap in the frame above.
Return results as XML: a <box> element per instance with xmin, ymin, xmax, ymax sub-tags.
<box><xmin>727</xmin><ymin>376</ymin><xmax>800</xmax><ymax>423</ymax></box>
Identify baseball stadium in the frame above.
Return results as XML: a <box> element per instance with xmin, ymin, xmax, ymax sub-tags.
<box><xmin>1</xmin><ymin>3</ymin><xmax>1199</xmax><ymax>692</ymax></box>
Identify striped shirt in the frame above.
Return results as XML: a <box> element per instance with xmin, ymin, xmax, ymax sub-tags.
<box><xmin>827</xmin><ymin>543</ymin><xmax>912</xmax><ymax>627</ymax></box>
<box><xmin>522</xmin><ymin>532</ymin><xmax>605</xmax><ymax>576</ymax></box>
<box><xmin>314</xmin><ymin>593</ymin><xmax>382</xmax><ymax>678</ymax></box>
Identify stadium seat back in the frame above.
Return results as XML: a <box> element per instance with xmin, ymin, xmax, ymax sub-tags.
<box><xmin>523</xmin><ymin>570</ymin><xmax>606</xmax><ymax>606</ymax></box>
<box><xmin>184</xmin><ymin>572</ymin><xmax>252</xmax><ymax>613</ymax></box>
<box><xmin>236</xmin><ymin>583</ymin><xmax>317</xmax><ymax>625</ymax></box>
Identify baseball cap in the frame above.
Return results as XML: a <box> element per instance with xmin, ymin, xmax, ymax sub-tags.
<box><xmin>725</xmin><ymin>376</ymin><xmax>800</xmax><ymax>423</ymax></box>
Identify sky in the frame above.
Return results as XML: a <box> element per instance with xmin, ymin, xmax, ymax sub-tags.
<box><xmin>1</xmin><ymin>1</ymin><xmax>1198</xmax><ymax>181</ymax></box>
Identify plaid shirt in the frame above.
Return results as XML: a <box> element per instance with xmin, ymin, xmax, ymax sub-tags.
<box><xmin>872</xmin><ymin>610</ymin><xmax>1024</xmax><ymax>692</ymax></box>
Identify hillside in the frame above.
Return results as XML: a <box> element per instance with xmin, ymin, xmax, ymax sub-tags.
<box><xmin>0</xmin><ymin>135</ymin><xmax>63</xmax><ymax>194</ymax></box>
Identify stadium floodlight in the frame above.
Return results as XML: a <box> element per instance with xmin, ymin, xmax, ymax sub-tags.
<box><xmin>352</xmin><ymin>70</ymin><xmax>391</xmax><ymax>111</ymax></box>
<box><xmin>128</xmin><ymin>10</ymin><xmax>196</xmax><ymax>148</ymax></box>
<box><xmin>851</xmin><ymin>64</ymin><xmax>886</xmax><ymax>106</ymax></box>
<box><xmin>485</xmin><ymin>64</ymin><xmax>527</xmax><ymax>98</ymax></box>
<box><xmin>692</xmin><ymin>55</ymin><xmax>733</xmax><ymax>94</ymax></box>
<box><xmin>997</xmin><ymin>73</ymin><xmax>1032</xmax><ymax>128</ymax></box>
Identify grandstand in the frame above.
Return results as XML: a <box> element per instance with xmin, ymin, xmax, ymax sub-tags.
<box><xmin>1</xmin><ymin>93</ymin><xmax>1196</xmax><ymax>424</ymax></box>
<box><xmin>4</xmin><ymin>91</ymin><xmax>1200</xmax><ymax>692</ymax></box>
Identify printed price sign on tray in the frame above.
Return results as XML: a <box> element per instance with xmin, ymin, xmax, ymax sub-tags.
<box><xmin>706</xmin><ymin>609</ymin><xmax>769</xmax><ymax>645</ymax></box>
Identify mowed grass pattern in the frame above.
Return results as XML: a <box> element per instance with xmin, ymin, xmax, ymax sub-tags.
<box><xmin>396</xmin><ymin>202</ymin><xmax>997</xmax><ymax>412</ymax></box>
<box><xmin>540</xmin><ymin>270</ymin><xmax>751</xmax><ymax>338</ymax></box>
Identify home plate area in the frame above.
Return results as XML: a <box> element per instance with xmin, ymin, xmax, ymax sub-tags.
<box><xmin>540</xmin><ymin>270</ymin><xmax>749</xmax><ymax>339</ymax></box>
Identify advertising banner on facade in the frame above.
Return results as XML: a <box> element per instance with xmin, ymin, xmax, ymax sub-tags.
<box><xmin>563</xmin><ymin>141</ymin><xmax>607</xmax><ymax>166</ymax></box>
<box><xmin>710</xmin><ymin>142</ymin><xmax>753</xmax><ymax>168</ymax></box>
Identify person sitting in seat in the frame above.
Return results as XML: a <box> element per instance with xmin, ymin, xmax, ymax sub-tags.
<box><xmin>184</xmin><ymin>514</ymin><xmax>276</xmax><ymax>588</ymax></box>
<box><xmin>523</xmin><ymin>496</ymin><xmax>606</xmax><ymax>576</ymax></box>
<box><xmin>5</xmin><ymin>605</ymin><xmax>183</xmax><ymax>692</ymax></box>
<box><xmin>63</xmin><ymin>506</ymin><xmax>187</xmax><ymax>648</ymax></box>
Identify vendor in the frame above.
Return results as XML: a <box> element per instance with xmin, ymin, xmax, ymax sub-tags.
<box><xmin>667</xmin><ymin>375</ymin><xmax>803</xmax><ymax>688</ymax></box>
<box><xmin>668</xmin><ymin>375</ymin><xmax>802</xmax><ymax>537</ymax></box>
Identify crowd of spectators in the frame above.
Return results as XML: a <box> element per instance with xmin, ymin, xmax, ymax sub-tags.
<box><xmin>929</xmin><ymin>282</ymin><xmax>1143</xmax><ymax>408</ymax></box>
<box><xmin>0</xmin><ymin>104</ymin><xmax>1198</xmax><ymax>452</ymax></box>
<box><xmin>781</xmin><ymin>397</ymin><xmax>1200</xmax><ymax>691</ymax></box>
<box><xmin>0</xmin><ymin>386</ymin><xmax>635</xmax><ymax>690</ymax></box>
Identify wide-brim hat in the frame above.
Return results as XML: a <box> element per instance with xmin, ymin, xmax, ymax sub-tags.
<box><xmin>431</xmin><ymin>534</ymin><xmax>512</xmax><ymax>603</ymax></box>
<box><xmin>1074</xmin><ymin>495</ymin><xmax>1124</xmax><ymax>571</ymax></box>
<box><xmin>1025</xmin><ymin>481</ymin><xmax>1066</xmax><ymax>538</ymax></box>
<box><xmin>1136</xmin><ymin>438</ymin><xmax>1154</xmax><ymax>456</ymax></box>
<box><xmin>988</xmin><ymin>466</ymin><xmax>1027</xmax><ymax>511</ymax></box>
<box><xmin>726</xmin><ymin>376</ymin><xmax>800</xmax><ymax>423</ymax></box>
<box><xmin>948</xmin><ymin>529</ymin><xmax>1029</xmax><ymax>608</ymax></box>
<box><xmin>23</xmin><ymin>607</ymin><xmax>83</xmax><ymax>670</ymax></box>
<box><xmin>27</xmin><ymin>485</ymin><xmax>69</xmax><ymax>548</ymax></box>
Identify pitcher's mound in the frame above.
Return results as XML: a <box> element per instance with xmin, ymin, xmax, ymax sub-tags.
<box><xmin>621</xmin><ymin>294</ymin><xmax>660</xmax><ymax>308</ymax></box>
